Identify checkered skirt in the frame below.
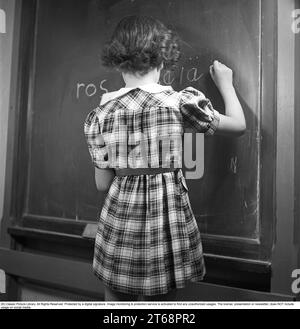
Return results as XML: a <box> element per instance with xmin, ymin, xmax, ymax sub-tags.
<box><xmin>93</xmin><ymin>168</ymin><xmax>206</xmax><ymax>296</ymax></box>
<box><xmin>84</xmin><ymin>87</ymin><xmax>220</xmax><ymax>296</ymax></box>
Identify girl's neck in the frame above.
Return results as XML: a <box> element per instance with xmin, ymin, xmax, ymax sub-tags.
<box><xmin>122</xmin><ymin>68</ymin><xmax>161</xmax><ymax>88</ymax></box>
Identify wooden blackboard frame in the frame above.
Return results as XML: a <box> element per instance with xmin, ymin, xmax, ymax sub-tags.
<box><xmin>295</xmin><ymin>0</ymin><xmax>300</xmax><ymax>245</ymax></box>
<box><xmin>2</xmin><ymin>0</ymin><xmax>278</xmax><ymax>292</ymax></box>
<box><xmin>0</xmin><ymin>248</ymin><xmax>295</xmax><ymax>301</ymax></box>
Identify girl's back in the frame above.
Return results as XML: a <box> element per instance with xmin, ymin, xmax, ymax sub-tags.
<box><xmin>84</xmin><ymin>84</ymin><xmax>219</xmax><ymax>170</ymax></box>
<box><xmin>84</xmin><ymin>15</ymin><xmax>245</xmax><ymax>301</ymax></box>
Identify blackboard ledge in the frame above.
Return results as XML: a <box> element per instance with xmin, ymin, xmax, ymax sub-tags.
<box><xmin>8</xmin><ymin>224</ymin><xmax>272</xmax><ymax>292</ymax></box>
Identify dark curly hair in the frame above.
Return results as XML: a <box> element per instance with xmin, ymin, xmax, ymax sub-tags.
<box><xmin>101</xmin><ymin>15</ymin><xmax>180</xmax><ymax>75</ymax></box>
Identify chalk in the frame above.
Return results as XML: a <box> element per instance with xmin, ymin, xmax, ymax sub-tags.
<box><xmin>82</xmin><ymin>223</ymin><xmax>98</xmax><ymax>239</ymax></box>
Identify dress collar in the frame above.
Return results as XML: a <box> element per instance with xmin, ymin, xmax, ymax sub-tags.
<box><xmin>100</xmin><ymin>83</ymin><xmax>173</xmax><ymax>106</ymax></box>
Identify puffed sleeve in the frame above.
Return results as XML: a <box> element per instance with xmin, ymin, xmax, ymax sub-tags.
<box><xmin>83</xmin><ymin>109</ymin><xmax>109</xmax><ymax>169</ymax></box>
<box><xmin>179</xmin><ymin>87</ymin><xmax>220</xmax><ymax>135</ymax></box>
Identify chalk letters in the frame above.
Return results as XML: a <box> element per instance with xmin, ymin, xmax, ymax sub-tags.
<box><xmin>76</xmin><ymin>80</ymin><xmax>108</xmax><ymax>99</ymax></box>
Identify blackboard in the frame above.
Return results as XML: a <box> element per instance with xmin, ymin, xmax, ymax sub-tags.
<box><xmin>27</xmin><ymin>0</ymin><xmax>260</xmax><ymax>241</ymax></box>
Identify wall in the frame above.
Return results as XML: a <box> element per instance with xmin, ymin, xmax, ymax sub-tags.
<box><xmin>0</xmin><ymin>0</ymin><xmax>15</xmax><ymax>224</ymax></box>
<box><xmin>0</xmin><ymin>0</ymin><xmax>16</xmax><ymax>301</ymax></box>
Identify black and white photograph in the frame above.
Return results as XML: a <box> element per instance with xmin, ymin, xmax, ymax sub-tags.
<box><xmin>0</xmin><ymin>0</ymin><xmax>300</xmax><ymax>309</ymax></box>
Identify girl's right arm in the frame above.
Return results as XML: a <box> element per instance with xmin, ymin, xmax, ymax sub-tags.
<box><xmin>209</xmin><ymin>60</ymin><xmax>246</xmax><ymax>137</ymax></box>
<box><xmin>95</xmin><ymin>167</ymin><xmax>115</xmax><ymax>192</ymax></box>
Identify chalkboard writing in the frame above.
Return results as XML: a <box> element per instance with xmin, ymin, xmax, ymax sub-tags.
<box><xmin>27</xmin><ymin>0</ymin><xmax>260</xmax><ymax>240</ymax></box>
<box><xmin>75</xmin><ymin>63</ymin><xmax>204</xmax><ymax>100</ymax></box>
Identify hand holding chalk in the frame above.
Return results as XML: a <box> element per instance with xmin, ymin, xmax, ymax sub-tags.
<box><xmin>209</xmin><ymin>60</ymin><xmax>234</xmax><ymax>95</ymax></box>
<box><xmin>209</xmin><ymin>60</ymin><xmax>246</xmax><ymax>136</ymax></box>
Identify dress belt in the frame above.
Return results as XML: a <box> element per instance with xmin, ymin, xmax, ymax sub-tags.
<box><xmin>115</xmin><ymin>167</ymin><xmax>179</xmax><ymax>177</ymax></box>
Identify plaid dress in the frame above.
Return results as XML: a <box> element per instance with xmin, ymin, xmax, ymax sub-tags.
<box><xmin>84</xmin><ymin>83</ymin><xmax>220</xmax><ymax>296</ymax></box>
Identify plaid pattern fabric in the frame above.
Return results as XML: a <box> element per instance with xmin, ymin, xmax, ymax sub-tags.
<box><xmin>84</xmin><ymin>85</ymin><xmax>219</xmax><ymax>296</ymax></box>
<box><xmin>84</xmin><ymin>87</ymin><xmax>220</xmax><ymax>169</ymax></box>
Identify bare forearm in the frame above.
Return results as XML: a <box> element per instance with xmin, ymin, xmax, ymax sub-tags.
<box><xmin>210</xmin><ymin>60</ymin><xmax>246</xmax><ymax>136</ymax></box>
<box><xmin>220</xmin><ymin>86</ymin><xmax>246</xmax><ymax>128</ymax></box>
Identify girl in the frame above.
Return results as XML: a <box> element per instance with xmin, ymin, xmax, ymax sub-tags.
<box><xmin>84</xmin><ymin>16</ymin><xmax>246</xmax><ymax>301</ymax></box>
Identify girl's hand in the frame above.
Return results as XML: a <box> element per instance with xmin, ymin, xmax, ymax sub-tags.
<box><xmin>209</xmin><ymin>60</ymin><xmax>234</xmax><ymax>95</ymax></box>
